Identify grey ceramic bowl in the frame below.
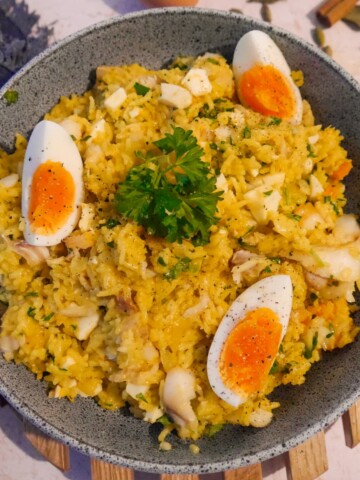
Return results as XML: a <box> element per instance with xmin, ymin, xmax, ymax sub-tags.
<box><xmin>0</xmin><ymin>7</ymin><xmax>359</xmax><ymax>474</ymax></box>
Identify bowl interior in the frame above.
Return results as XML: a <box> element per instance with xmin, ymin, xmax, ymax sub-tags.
<box><xmin>0</xmin><ymin>8</ymin><xmax>360</xmax><ymax>474</ymax></box>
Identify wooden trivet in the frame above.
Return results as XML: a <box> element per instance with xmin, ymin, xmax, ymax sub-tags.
<box><xmin>1</xmin><ymin>398</ymin><xmax>359</xmax><ymax>479</ymax></box>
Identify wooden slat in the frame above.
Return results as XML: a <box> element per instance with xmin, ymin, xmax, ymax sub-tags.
<box><xmin>23</xmin><ymin>421</ymin><xmax>70</xmax><ymax>471</ymax></box>
<box><xmin>347</xmin><ymin>399</ymin><xmax>360</xmax><ymax>447</ymax></box>
<box><xmin>224</xmin><ymin>463</ymin><xmax>263</xmax><ymax>480</ymax></box>
<box><xmin>161</xmin><ymin>475</ymin><xmax>199</xmax><ymax>480</ymax></box>
<box><xmin>288</xmin><ymin>431</ymin><xmax>328</xmax><ymax>480</ymax></box>
<box><xmin>91</xmin><ymin>459</ymin><xmax>134</xmax><ymax>480</ymax></box>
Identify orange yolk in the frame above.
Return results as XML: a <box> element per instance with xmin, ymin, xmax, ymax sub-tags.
<box><xmin>238</xmin><ymin>64</ymin><xmax>296</xmax><ymax>119</ymax></box>
<box><xmin>219</xmin><ymin>307</ymin><xmax>282</xmax><ymax>396</ymax></box>
<box><xmin>29</xmin><ymin>160</ymin><xmax>75</xmax><ymax>235</ymax></box>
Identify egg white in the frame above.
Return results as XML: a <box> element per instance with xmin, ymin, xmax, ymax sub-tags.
<box><xmin>207</xmin><ymin>275</ymin><xmax>293</xmax><ymax>407</ymax></box>
<box><xmin>22</xmin><ymin>120</ymin><xmax>84</xmax><ymax>246</ymax></box>
<box><xmin>232</xmin><ymin>30</ymin><xmax>303</xmax><ymax>125</ymax></box>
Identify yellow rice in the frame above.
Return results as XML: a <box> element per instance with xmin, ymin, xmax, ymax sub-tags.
<box><xmin>0</xmin><ymin>53</ymin><xmax>358</xmax><ymax>442</ymax></box>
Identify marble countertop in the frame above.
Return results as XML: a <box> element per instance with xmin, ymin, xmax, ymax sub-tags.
<box><xmin>1</xmin><ymin>0</ymin><xmax>360</xmax><ymax>479</ymax></box>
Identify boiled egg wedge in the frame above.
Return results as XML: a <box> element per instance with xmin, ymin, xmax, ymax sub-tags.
<box><xmin>207</xmin><ymin>275</ymin><xmax>293</xmax><ymax>408</ymax></box>
<box><xmin>233</xmin><ymin>30</ymin><xmax>302</xmax><ymax>124</ymax></box>
<box><xmin>22</xmin><ymin>120</ymin><xmax>84</xmax><ymax>246</ymax></box>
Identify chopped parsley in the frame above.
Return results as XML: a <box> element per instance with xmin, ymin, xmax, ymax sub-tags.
<box><xmin>269</xmin><ymin>360</ymin><xmax>279</xmax><ymax>375</ymax></box>
<box><xmin>263</xmin><ymin>265</ymin><xmax>272</xmax><ymax>273</ymax></box>
<box><xmin>82</xmin><ymin>135</ymin><xmax>92</xmax><ymax>141</ymax></box>
<box><xmin>242</xmin><ymin>126</ymin><xmax>251</xmax><ymax>139</ymax></box>
<box><xmin>198</xmin><ymin>101</ymin><xmax>234</xmax><ymax>119</ymax></box>
<box><xmin>198</xmin><ymin>103</ymin><xmax>219</xmax><ymax>119</ymax></box>
<box><xmin>326</xmin><ymin>324</ymin><xmax>335</xmax><ymax>339</ymax></box>
<box><xmin>43</xmin><ymin>312</ymin><xmax>54</xmax><ymax>322</ymax></box>
<box><xmin>210</xmin><ymin>143</ymin><xmax>218</xmax><ymax>151</ymax></box>
<box><xmin>268</xmin><ymin>117</ymin><xmax>282</xmax><ymax>126</ymax></box>
<box><xmin>106</xmin><ymin>241</ymin><xmax>115</xmax><ymax>248</ymax></box>
<box><xmin>264</xmin><ymin>190</ymin><xmax>273</xmax><ymax>196</ymax></box>
<box><xmin>27</xmin><ymin>307</ymin><xmax>36</xmax><ymax>318</ymax></box>
<box><xmin>310</xmin><ymin>292</ymin><xmax>318</xmax><ymax>303</ymax></box>
<box><xmin>101</xmin><ymin>218</ymin><xmax>120</xmax><ymax>229</ymax></box>
<box><xmin>324</xmin><ymin>196</ymin><xmax>339</xmax><ymax>215</ymax></box>
<box><xmin>287</xmin><ymin>213</ymin><xmax>302</xmax><ymax>222</ymax></box>
<box><xmin>157</xmin><ymin>256</ymin><xmax>167</xmax><ymax>266</ymax></box>
<box><xmin>243</xmin><ymin>226</ymin><xmax>255</xmax><ymax>236</ymax></box>
<box><xmin>172</xmin><ymin>62</ymin><xmax>188</xmax><ymax>71</ymax></box>
<box><xmin>70</xmin><ymin>134</ymin><xmax>76</xmax><ymax>141</ymax></box>
<box><xmin>269</xmin><ymin>257</ymin><xmax>282</xmax><ymax>264</ymax></box>
<box><xmin>283</xmin><ymin>187</ymin><xmax>290</xmax><ymax>206</ymax></box>
<box><xmin>134</xmin><ymin>82</ymin><xmax>150</xmax><ymax>96</ymax></box>
<box><xmin>4</xmin><ymin>90</ymin><xmax>19</xmax><ymax>105</ymax></box>
<box><xmin>24</xmin><ymin>291</ymin><xmax>39</xmax><ymax>298</ymax></box>
<box><xmin>115</xmin><ymin>127</ymin><xmax>222</xmax><ymax>246</ymax></box>
<box><xmin>206</xmin><ymin>57</ymin><xmax>220</xmax><ymax>65</ymax></box>
<box><xmin>163</xmin><ymin>257</ymin><xmax>191</xmax><ymax>281</ymax></box>
<box><xmin>157</xmin><ymin>414</ymin><xmax>172</xmax><ymax>426</ymax></box>
<box><xmin>136</xmin><ymin>393</ymin><xmax>148</xmax><ymax>403</ymax></box>
<box><xmin>304</xmin><ymin>332</ymin><xmax>318</xmax><ymax>359</ymax></box>
<box><xmin>306</xmin><ymin>143</ymin><xmax>317</xmax><ymax>158</ymax></box>
<box><xmin>206</xmin><ymin>424</ymin><xmax>224</xmax><ymax>437</ymax></box>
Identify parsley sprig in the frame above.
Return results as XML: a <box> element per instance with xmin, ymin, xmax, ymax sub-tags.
<box><xmin>115</xmin><ymin>127</ymin><xmax>222</xmax><ymax>246</ymax></box>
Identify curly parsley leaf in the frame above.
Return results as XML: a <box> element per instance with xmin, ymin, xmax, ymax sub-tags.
<box><xmin>115</xmin><ymin>127</ymin><xmax>222</xmax><ymax>246</ymax></box>
<box><xmin>163</xmin><ymin>257</ymin><xmax>191</xmax><ymax>281</ymax></box>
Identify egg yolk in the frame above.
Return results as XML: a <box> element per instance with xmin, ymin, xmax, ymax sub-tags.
<box><xmin>29</xmin><ymin>160</ymin><xmax>75</xmax><ymax>235</ymax></box>
<box><xmin>238</xmin><ymin>64</ymin><xmax>296</xmax><ymax>119</ymax></box>
<box><xmin>219</xmin><ymin>307</ymin><xmax>282</xmax><ymax>396</ymax></box>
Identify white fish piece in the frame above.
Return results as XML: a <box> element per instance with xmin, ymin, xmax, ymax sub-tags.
<box><xmin>292</xmin><ymin>244</ymin><xmax>360</xmax><ymax>282</ymax></box>
<box><xmin>162</xmin><ymin>367</ymin><xmax>198</xmax><ymax>427</ymax></box>
<box><xmin>0</xmin><ymin>173</ymin><xmax>18</xmax><ymax>188</ymax></box>
<box><xmin>104</xmin><ymin>87</ymin><xmax>127</xmax><ymax>112</ymax></box>
<box><xmin>182</xmin><ymin>68</ymin><xmax>212</xmax><ymax>96</ymax></box>
<box><xmin>160</xmin><ymin>83</ymin><xmax>192</xmax><ymax>109</ymax></box>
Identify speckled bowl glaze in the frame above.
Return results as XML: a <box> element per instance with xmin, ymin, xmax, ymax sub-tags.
<box><xmin>0</xmin><ymin>8</ymin><xmax>359</xmax><ymax>474</ymax></box>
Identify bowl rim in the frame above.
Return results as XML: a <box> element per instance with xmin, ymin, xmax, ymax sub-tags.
<box><xmin>0</xmin><ymin>6</ymin><xmax>360</xmax><ymax>474</ymax></box>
